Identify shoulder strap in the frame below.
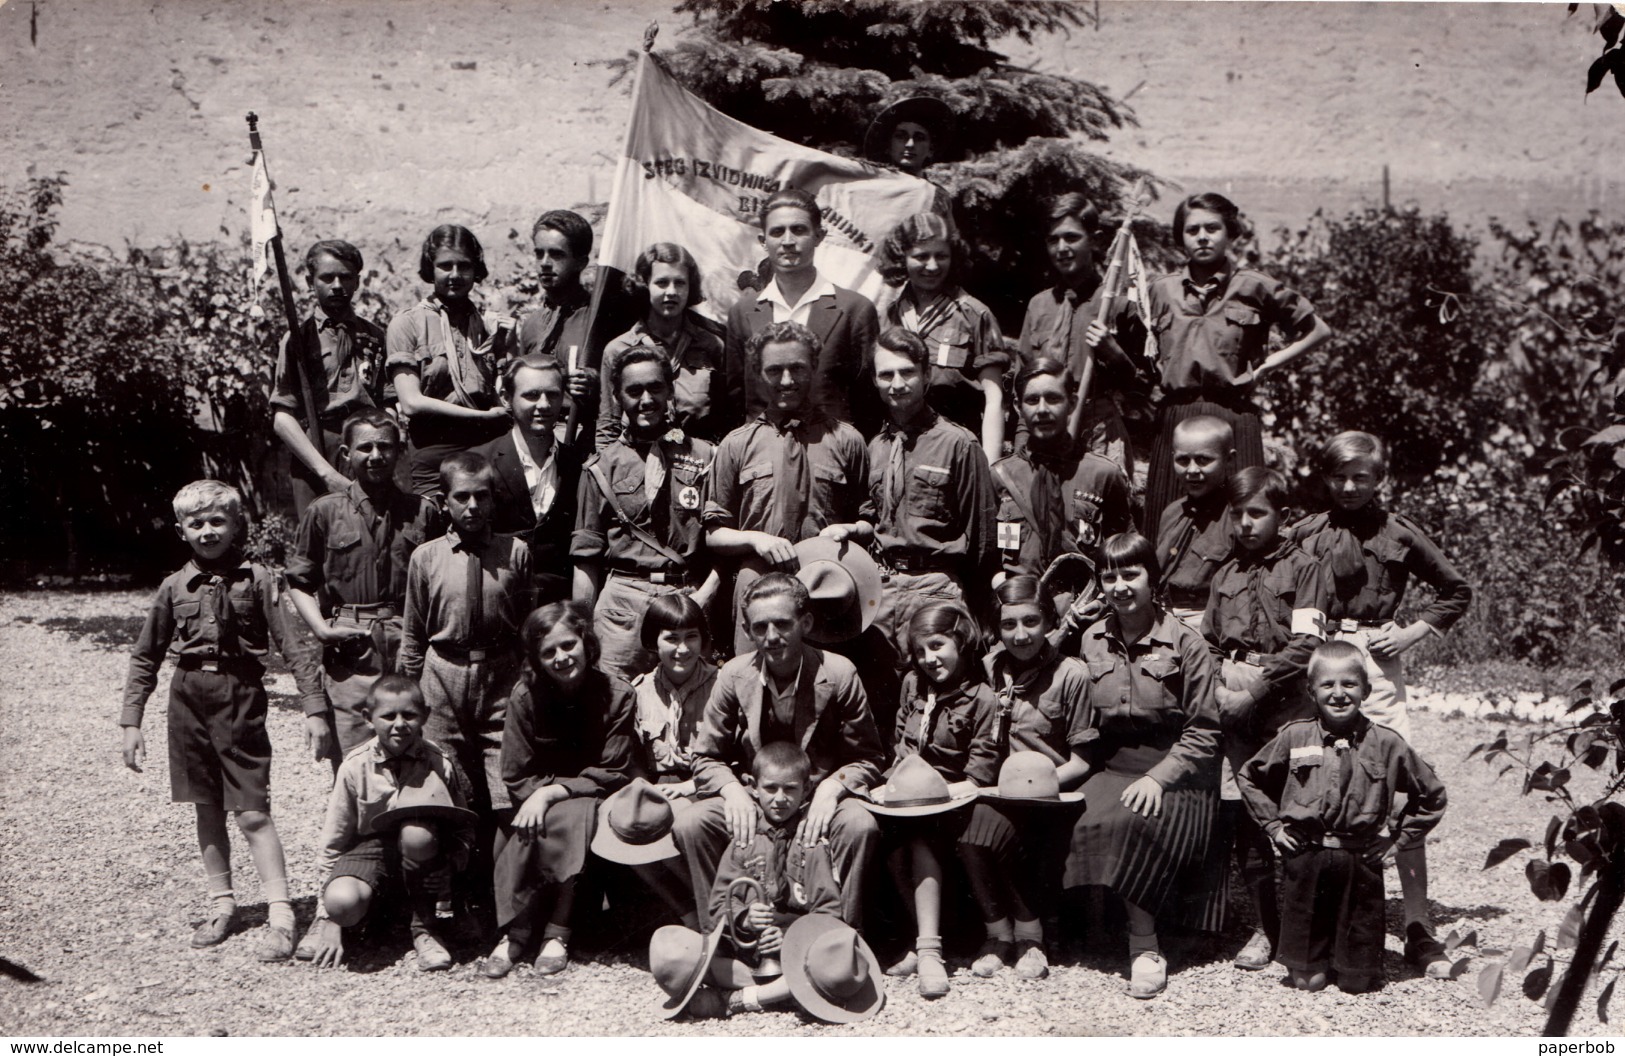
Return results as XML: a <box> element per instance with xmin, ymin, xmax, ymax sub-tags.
<box><xmin>991</xmin><ymin>460</ymin><xmax>1042</xmax><ymax>541</ymax></box>
<box><xmin>585</xmin><ymin>459</ymin><xmax>689</xmax><ymax>568</ymax></box>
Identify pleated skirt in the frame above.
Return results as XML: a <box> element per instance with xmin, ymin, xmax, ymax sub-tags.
<box><xmin>1065</xmin><ymin>766</ymin><xmax>1218</xmax><ymax>921</ymax></box>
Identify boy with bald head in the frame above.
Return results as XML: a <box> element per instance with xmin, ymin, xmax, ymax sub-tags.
<box><xmin>1154</xmin><ymin>415</ymin><xmax>1237</xmax><ymax>624</ymax></box>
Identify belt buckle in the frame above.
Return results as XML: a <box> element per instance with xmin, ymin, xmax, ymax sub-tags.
<box><xmin>650</xmin><ymin>572</ymin><xmax>669</xmax><ymax>585</ymax></box>
<box><xmin>468</xmin><ymin>649</ymin><xmax>486</xmax><ymax>663</ymax></box>
<box><xmin>199</xmin><ymin>659</ymin><xmax>219</xmax><ymax>673</ymax></box>
<box><xmin>1338</xmin><ymin>618</ymin><xmax>1359</xmax><ymax>634</ymax></box>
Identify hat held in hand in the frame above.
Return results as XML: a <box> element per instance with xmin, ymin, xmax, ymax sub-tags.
<box><xmin>782</xmin><ymin>914</ymin><xmax>885</xmax><ymax>1023</ymax></box>
<box><xmin>980</xmin><ymin>750</ymin><xmax>1085</xmax><ymax>806</ymax></box>
<box><xmin>373</xmin><ymin>768</ymin><xmax>478</xmax><ymax>829</ymax></box>
<box><xmin>592</xmin><ymin>777</ymin><xmax>680</xmax><ymax>864</ymax></box>
<box><xmin>860</xmin><ymin>754</ymin><xmax>978</xmax><ymax>818</ymax></box>
<box><xmin>650</xmin><ymin>922</ymin><xmax>734</xmax><ymax>1019</ymax></box>
<box><xmin>794</xmin><ymin>537</ymin><xmax>882</xmax><ymax>645</ymax></box>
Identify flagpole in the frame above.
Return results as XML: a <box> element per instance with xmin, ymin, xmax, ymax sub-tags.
<box><xmin>562</xmin><ymin>22</ymin><xmax>659</xmax><ymax>448</ymax></box>
<box><xmin>247</xmin><ymin>112</ymin><xmax>323</xmax><ymax>455</ymax></box>
<box><xmin>1067</xmin><ymin>177</ymin><xmax>1150</xmax><ymax>445</ymax></box>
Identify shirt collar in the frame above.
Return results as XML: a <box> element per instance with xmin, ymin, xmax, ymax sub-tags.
<box><xmin>369</xmin><ymin>736</ymin><xmax>429</xmax><ymax>764</ymax></box>
<box><xmin>446</xmin><ymin>526</ymin><xmax>489</xmax><ymax>554</ymax></box>
<box><xmin>756</xmin><ymin>647</ymin><xmax>808</xmax><ymax>691</ymax></box>
<box><xmin>759</xmin><ymin>271</ymin><xmax>835</xmax><ymax>315</ymax></box>
<box><xmin>510</xmin><ymin>424</ymin><xmax>556</xmax><ymax>473</ymax></box>
<box><xmin>885</xmin><ymin>407</ymin><xmax>938</xmax><ymax>440</ymax></box>
<box><xmin>542</xmin><ymin>283</ymin><xmax>591</xmax><ymax>311</ymax></box>
<box><xmin>1180</xmin><ymin>262</ymin><xmax>1233</xmax><ymax>297</ymax></box>
<box><xmin>183</xmin><ymin>555</ymin><xmax>253</xmax><ymax>589</ymax></box>
<box><xmin>1053</xmin><ymin>270</ymin><xmax>1102</xmax><ymax>303</ymax></box>
<box><xmin>656</xmin><ymin>663</ymin><xmax>713</xmax><ymax>705</ymax></box>
<box><xmin>314</xmin><ymin>303</ymin><xmax>358</xmax><ymax>331</ymax></box>
<box><xmin>1094</xmin><ymin>610</ymin><xmax>1177</xmax><ymax>652</ymax></box>
<box><xmin>1318</xmin><ymin>714</ymin><xmax>1370</xmax><ymax>746</ymax></box>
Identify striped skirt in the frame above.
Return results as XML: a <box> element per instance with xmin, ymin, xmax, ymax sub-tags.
<box><xmin>1065</xmin><ymin>766</ymin><xmax>1219</xmax><ymax>923</ymax></box>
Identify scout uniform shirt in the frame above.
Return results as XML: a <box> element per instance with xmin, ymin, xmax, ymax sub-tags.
<box><xmin>1018</xmin><ymin>272</ymin><xmax>1151</xmax><ymax>413</ymax></box>
<box><xmin>596</xmin><ymin>321</ymin><xmax>730</xmax><ymax>449</ymax></box>
<box><xmin>1237</xmin><ymin>714</ymin><xmax>1447</xmax><ymax>848</ymax></box>
<box><xmin>705</xmin><ymin>413</ymin><xmax>869</xmax><ymax>543</ymax></box>
<box><xmin>708</xmin><ymin>808</ymin><xmax>843</xmax><ymax>929</ymax></box>
<box><xmin>572</xmin><ymin>428</ymin><xmax>714</xmax><ymax>580</ymax></box>
<box><xmin>500</xmin><ymin>669</ymin><xmax>639</xmax><ymax>806</ymax></box>
<box><xmin>992</xmin><ymin>441</ymin><xmax>1132</xmax><ymax>579</ymax></box>
<box><xmin>891</xmin><ymin>671</ymin><xmax>1000</xmax><ymax>787</ymax></box>
<box><xmin>121</xmin><ymin>557</ymin><xmax>326</xmax><ymax>726</ymax></box>
<box><xmin>883</xmin><ymin>286</ymin><xmax>1009</xmax><ymax>431</ymax></box>
<box><xmin>1157</xmin><ymin>492</ymin><xmax>1236</xmax><ymax>614</ymax></box>
<box><xmin>518</xmin><ymin>284</ymin><xmax>593</xmax><ymax>361</ymax></box>
<box><xmin>984</xmin><ymin>645</ymin><xmax>1094</xmax><ymax>766</ymax></box>
<box><xmin>1076</xmin><ymin>611</ymin><xmax>1220</xmax><ymax>787</ymax></box>
<box><xmin>397</xmin><ymin>529</ymin><xmax>535</xmax><ymax>677</ymax></box>
<box><xmin>285</xmin><ymin>481</ymin><xmax>444</xmax><ymax>615</ymax></box>
<box><xmin>1290</xmin><ymin>505</ymin><xmax>1472</xmax><ymax>631</ymax></box>
<box><xmin>1146</xmin><ymin>265</ymin><xmax>1320</xmax><ymax>398</ymax></box>
<box><xmin>270</xmin><ymin>306</ymin><xmax>390</xmax><ymax>435</ymax></box>
<box><xmin>860</xmin><ymin>410</ymin><xmax>996</xmax><ymax>580</ymax></box>
<box><xmin>1202</xmin><ymin>537</ymin><xmax>1332</xmax><ymax>707</ymax></box>
<box><xmin>631</xmin><ymin>662</ymin><xmax>721</xmax><ymax>781</ymax></box>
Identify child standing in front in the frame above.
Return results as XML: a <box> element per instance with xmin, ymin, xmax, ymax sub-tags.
<box><xmin>1202</xmin><ymin>466</ymin><xmax>1332</xmax><ymax>972</ymax></box>
<box><xmin>1291</xmin><ymin>430</ymin><xmax>1471</xmax><ymax>975</ymax></box>
<box><xmin>1237</xmin><ymin>641</ymin><xmax>1447</xmax><ymax>993</ymax></box>
<box><xmin>119</xmin><ymin>481</ymin><xmax>329</xmax><ymax>959</ymax></box>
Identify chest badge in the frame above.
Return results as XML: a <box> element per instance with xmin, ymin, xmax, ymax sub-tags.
<box><xmin>997</xmin><ymin>522</ymin><xmax>1022</xmax><ymax>551</ymax></box>
<box><xmin>677</xmin><ymin>485</ymin><xmax>701</xmax><ymax>510</ymax></box>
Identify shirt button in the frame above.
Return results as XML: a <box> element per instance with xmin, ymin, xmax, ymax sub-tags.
<box><xmin>1120</xmin><ymin>695</ymin><xmax>1129</xmax><ymax>704</ymax></box>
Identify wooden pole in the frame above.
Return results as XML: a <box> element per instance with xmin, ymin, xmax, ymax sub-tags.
<box><xmin>247</xmin><ymin>112</ymin><xmax>324</xmax><ymax>456</ymax></box>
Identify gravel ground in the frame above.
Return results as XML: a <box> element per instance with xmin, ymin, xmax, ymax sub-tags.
<box><xmin>2</xmin><ymin>589</ymin><xmax>1618</xmax><ymax>1037</ymax></box>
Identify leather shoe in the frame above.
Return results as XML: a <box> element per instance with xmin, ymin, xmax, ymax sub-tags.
<box><xmin>917</xmin><ymin>949</ymin><xmax>949</xmax><ymax>998</ymax></box>
<box><xmin>254</xmin><ymin>925</ymin><xmax>296</xmax><ymax>962</ymax></box>
<box><xmin>972</xmin><ymin>938</ymin><xmax>1010</xmax><ymax>978</ymax></box>
<box><xmin>413</xmin><ymin>932</ymin><xmax>453</xmax><ymax>972</ymax></box>
<box><xmin>885</xmin><ymin>950</ymin><xmax>918</xmax><ymax>978</ymax></box>
<box><xmin>534</xmin><ymin>939</ymin><xmax>569</xmax><ymax>976</ymax></box>
<box><xmin>1233</xmin><ymin>929</ymin><xmax>1273</xmax><ymax>970</ymax></box>
<box><xmin>1013</xmin><ymin>939</ymin><xmax>1049</xmax><ymax>980</ymax></box>
<box><xmin>191</xmin><ymin>910</ymin><xmax>238</xmax><ymax>949</ymax></box>
<box><xmin>1129</xmin><ymin>951</ymin><xmax>1167</xmax><ymax>999</ymax></box>
<box><xmin>1404</xmin><ymin>922</ymin><xmax>1451</xmax><ymax>978</ymax></box>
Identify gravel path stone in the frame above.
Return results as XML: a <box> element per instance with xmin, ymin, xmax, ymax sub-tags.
<box><xmin>2</xmin><ymin>590</ymin><xmax>1617</xmax><ymax>1036</ymax></box>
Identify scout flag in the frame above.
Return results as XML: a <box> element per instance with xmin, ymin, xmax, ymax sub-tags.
<box><xmin>248</xmin><ymin>145</ymin><xmax>279</xmax><ymax>309</ymax></box>
<box><xmin>598</xmin><ymin>51</ymin><xmax>939</xmax><ymax>320</ymax></box>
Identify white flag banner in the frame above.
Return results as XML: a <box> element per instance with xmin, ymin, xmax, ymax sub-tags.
<box><xmin>249</xmin><ymin>148</ymin><xmax>278</xmax><ymax>306</ymax></box>
<box><xmin>598</xmin><ymin>55</ymin><xmax>939</xmax><ymax>320</ymax></box>
<box><xmin>1122</xmin><ymin>229</ymin><xmax>1159</xmax><ymax>367</ymax></box>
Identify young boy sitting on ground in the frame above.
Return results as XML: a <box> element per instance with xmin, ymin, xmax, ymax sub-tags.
<box><xmin>303</xmin><ymin>674</ymin><xmax>476</xmax><ymax>971</ymax></box>
<box><xmin>699</xmin><ymin>741</ymin><xmax>841</xmax><ymax>1016</ymax></box>
<box><xmin>285</xmin><ymin>409</ymin><xmax>443</xmax><ymax>762</ymax></box>
<box><xmin>1237</xmin><ymin>641</ymin><xmax>1447</xmax><ymax>993</ymax></box>
<box><xmin>119</xmin><ymin>480</ymin><xmax>329</xmax><ymax>959</ymax></box>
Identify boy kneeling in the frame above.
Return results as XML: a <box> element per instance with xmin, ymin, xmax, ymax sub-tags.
<box><xmin>1237</xmin><ymin>641</ymin><xmax>1447</xmax><ymax>993</ymax></box>
<box><xmin>305</xmin><ymin>675</ymin><xmax>477</xmax><ymax>970</ymax></box>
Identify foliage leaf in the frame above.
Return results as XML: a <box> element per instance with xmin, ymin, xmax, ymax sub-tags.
<box><xmin>1558</xmin><ymin>903</ymin><xmax>1586</xmax><ymax>950</ymax></box>
<box><xmin>1485</xmin><ymin>838</ymin><xmax>1532</xmax><ymax>869</ymax></box>
<box><xmin>1525</xmin><ymin>962</ymin><xmax>1553</xmax><ymax>1001</ymax></box>
<box><xmin>1479</xmin><ymin>962</ymin><xmax>1504</xmax><ymax>1006</ymax></box>
<box><xmin>1601</xmin><ymin>978</ymin><xmax>1616</xmax><ymax>1024</ymax></box>
<box><xmin>1508</xmin><ymin>945</ymin><xmax>1536</xmax><ymax>975</ymax></box>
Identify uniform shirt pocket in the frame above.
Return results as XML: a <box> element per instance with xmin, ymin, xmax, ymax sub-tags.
<box><xmin>739</xmin><ymin>460</ymin><xmax>776</xmax><ymax>503</ymax></box>
<box><xmin>1351</xmin><ymin>756</ymin><xmax>1391</xmax><ymax>824</ymax></box>
<box><xmin>905</xmin><ymin>464</ymin><xmax>952</xmax><ymax>520</ymax></box>
<box><xmin>171</xmin><ymin>599</ymin><xmax>204</xmax><ymax>639</ymax></box>
<box><xmin>926</xmin><ymin>327</ymin><xmax>972</xmax><ymax>373</ymax></box>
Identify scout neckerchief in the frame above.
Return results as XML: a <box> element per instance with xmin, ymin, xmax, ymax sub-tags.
<box><xmin>1180</xmin><ymin>263</ymin><xmax>1231</xmax><ymax>314</ymax></box>
<box><xmin>880</xmin><ymin>410</ymin><xmax>936</xmax><ymax>528</ymax></box>
<box><xmin>1323</xmin><ymin>504</ymin><xmax>1385</xmax><ymax>598</ymax></box>
<box><xmin>190</xmin><ymin>558</ymin><xmax>251</xmax><ymax>654</ymax></box>
<box><xmin>428</xmin><ymin>297</ymin><xmax>494</xmax><ymax>410</ymax></box>
<box><xmin>343</xmin><ymin>480</ymin><xmax>387</xmax><ymax>606</ymax></box>
<box><xmin>766</xmin><ymin>415</ymin><xmax>812</xmax><ymax>541</ymax></box>
<box><xmin>900</xmin><ymin>287</ymin><xmax>958</xmax><ymax>345</ymax></box>
<box><xmin>1042</xmin><ymin>272</ymin><xmax>1101</xmax><ymax>361</ymax></box>
<box><xmin>1025</xmin><ymin>436</ymin><xmax>1076</xmax><ymax>568</ymax></box>
<box><xmin>993</xmin><ymin>644</ymin><xmax>1058</xmax><ymax>759</ymax></box>
<box><xmin>530</xmin><ymin>285</ymin><xmax>590</xmax><ymax>358</ymax></box>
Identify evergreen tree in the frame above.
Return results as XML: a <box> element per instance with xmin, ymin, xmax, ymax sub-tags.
<box><xmin>621</xmin><ymin>0</ymin><xmax>1162</xmax><ymax>328</ymax></box>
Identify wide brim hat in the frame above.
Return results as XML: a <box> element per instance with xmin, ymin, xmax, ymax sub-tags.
<box><xmin>863</xmin><ymin>95</ymin><xmax>958</xmax><ymax>165</ymax></box>
<box><xmin>591</xmin><ymin>777</ymin><xmax>680</xmax><ymax>865</ymax></box>
<box><xmin>860</xmin><ymin>754</ymin><xmax>980</xmax><ymax>818</ymax></box>
<box><xmin>794</xmin><ymin>537</ymin><xmax>883</xmax><ymax>645</ymax></box>
<box><xmin>781</xmin><ymin>915</ymin><xmax>885</xmax><ymax>1024</ymax></box>
<box><xmin>651</xmin><ymin>921</ymin><xmax>728</xmax><ymax>1020</ymax></box>
<box><xmin>373</xmin><ymin>766</ymin><xmax>479</xmax><ymax>829</ymax></box>
<box><xmin>977</xmin><ymin>750</ymin><xmax>1086</xmax><ymax>807</ymax></box>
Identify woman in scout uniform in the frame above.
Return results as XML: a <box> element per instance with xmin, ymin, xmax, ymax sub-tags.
<box><xmin>597</xmin><ymin>242</ymin><xmax>730</xmax><ymax>450</ymax></box>
<box><xmin>877</xmin><ymin>213</ymin><xmax>1008</xmax><ymax>462</ymax></box>
<box><xmin>573</xmin><ymin>346</ymin><xmax>719</xmax><ymax>681</ymax></box>
<box><xmin>1141</xmin><ymin>192</ymin><xmax>1332</xmax><ymax>539</ymax></box>
<box><xmin>956</xmin><ymin>575</ymin><xmax>1093</xmax><ymax>982</ymax></box>
<box><xmin>387</xmin><ymin>224</ymin><xmax>514</xmax><ymax>497</ymax></box>
<box><xmin>1065</xmin><ymin>532</ymin><xmax>1221</xmax><ymax>999</ymax></box>
<box><xmin>485</xmin><ymin>602</ymin><xmax>638</xmax><ymax>978</ymax></box>
<box><xmin>862</xmin><ymin>602</ymin><xmax>995</xmax><ymax>998</ymax></box>
<box><xmin>992</xmin><ymin>357</ymin><xmax>1133</xmax><ymax>611</ymax></box>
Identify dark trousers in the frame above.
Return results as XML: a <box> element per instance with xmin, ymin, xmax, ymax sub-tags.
<box><xmin>1278</xmin><ymin>846</ymin><xmax>1385</xmax><ymax>979</ymax></box>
